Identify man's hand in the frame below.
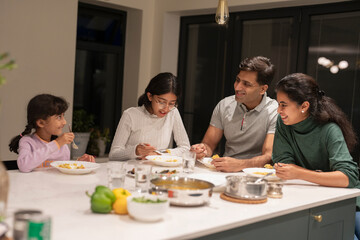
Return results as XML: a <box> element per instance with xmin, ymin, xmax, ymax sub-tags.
<box><xmin>191</xmin><ymin>143</ymin><xmax>209</xmax><ymax>159</ymax></box>
<box><xmin>212</xmin><ymin>157</ymin><xmax>246</xmax><ymax>172</ymax></box>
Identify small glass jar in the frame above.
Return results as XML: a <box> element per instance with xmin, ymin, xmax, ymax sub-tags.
<box><xmin>267</xmin><ymin>182</ymin><xmax>283</xmax><ymax>198</ymax></box>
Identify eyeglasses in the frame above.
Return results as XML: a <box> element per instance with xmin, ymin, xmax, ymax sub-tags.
<box><xmin>153</xmin><ymin>96</ymin><xmax>178</xmax><ymax>111</ymax></box>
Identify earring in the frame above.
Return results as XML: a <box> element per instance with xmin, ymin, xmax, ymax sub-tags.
<box><xmin>301</xmin><ymin>110</ymin><xmax>304</xmax><ymax>113</ymax></box>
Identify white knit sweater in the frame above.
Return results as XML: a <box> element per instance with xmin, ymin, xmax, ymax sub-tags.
<box><xmin>109</xmin><ymin>106</ymin><xmax>190</xmax><ymax>160</ymax></box>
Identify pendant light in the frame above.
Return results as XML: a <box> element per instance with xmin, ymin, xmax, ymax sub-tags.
<box><xmin>215</xmin><ymin>0</ymin><xmax>229</xmax><ymax>25</ymax></box>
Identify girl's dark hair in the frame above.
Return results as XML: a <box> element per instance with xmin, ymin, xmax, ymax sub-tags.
<box><xmin>9</xmin><ymin>94</ymin><xmax>68</xmax><ymax>154</ymax></box>
<box><xmin>137</xmin><ymin>72</ymin><xmax>181</xmax><ymax>107</ymax></box>
<box><xmin>276</xmin><ymin>73</ymin><xmax>358</xmax><ymax>151</ymax></box>
<box><xmin>239</xmin><ymin>56</ymin><xmax>275</xmax><ymax>86</ymax></box>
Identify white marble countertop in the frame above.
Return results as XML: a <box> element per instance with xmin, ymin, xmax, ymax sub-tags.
<box><xmin>4</xmin><ymin>158</ymin><xmax>360</xmax><ymax>240</ymax></box>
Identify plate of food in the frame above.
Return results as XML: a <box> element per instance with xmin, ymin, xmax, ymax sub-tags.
<box><xmin>152</xmin><ymin>169</ymin><xmax>180</xmax><ymax>178</ymax></box>
<box><xmin>242</xmin><ymin>167</ymin><xmax>280</xmax><ymax>181</ymax></box>
<box><xmin>50</xmin><ymin>161</ymin><xmax>100</xmax><ymax>175</ymax></box>
<box><xmin>145</xmin><ymin>155</ymin><xmax>182</xmax><ymax>167</ymax></box>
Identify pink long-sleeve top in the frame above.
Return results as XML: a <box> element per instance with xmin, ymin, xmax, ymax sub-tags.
<box><xmin>17</xmin><ymin>133</ymin><xmax>70</xmax><ymax>172</ymax></box>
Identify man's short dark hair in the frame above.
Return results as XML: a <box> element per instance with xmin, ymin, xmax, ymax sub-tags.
<box><xmin>239</xmin><ymin>56</ymin><xmax>275</xmax><ymax>86</ymax></box>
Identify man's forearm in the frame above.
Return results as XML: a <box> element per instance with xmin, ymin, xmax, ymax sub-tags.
<box><xmin>243</xmin><ymin>153</ymin><xmax>272</xmax><ymax>168</ymax></box>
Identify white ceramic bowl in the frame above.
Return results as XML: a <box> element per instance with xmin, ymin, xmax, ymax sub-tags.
<box><xmin>127</xmin><ymin>194</ymin><xmax>169</xmax><ymax>222</ymax></box>
<box><xmin>50</xmin><ymin>161</ymin><xmax>100</xmax><ymax>175</ymax></box>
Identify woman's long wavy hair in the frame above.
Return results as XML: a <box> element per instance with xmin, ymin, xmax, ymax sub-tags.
<box><xmin>9</xmin><ymin>94</ymin><xmax>68</xmax><ymax>154</ymax></box>
<box><xmin>276</xmin><ymin>73</ymin><xmax>357</xmax><ymax>152</ymax></box>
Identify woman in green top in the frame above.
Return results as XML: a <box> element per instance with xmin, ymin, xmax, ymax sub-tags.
<box><xmin>272</xmin><ymin>73</ymin><xmax>359</xmax><ymax>239</ymax></box>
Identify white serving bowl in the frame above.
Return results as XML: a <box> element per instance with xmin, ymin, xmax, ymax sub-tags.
<box><xmin>127</xmin><ymin>194</ymin><xmax>169</xmax><ymax>222</ymax></box>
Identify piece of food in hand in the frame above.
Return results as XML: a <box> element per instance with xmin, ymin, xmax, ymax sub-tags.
<box><xmin>211</xmin><ymin>154</ymin><xmax>220</xmax><ymax>159</ymax></box>
<box><xmin>86</xmin><ymin>185</ymin><xmax>116</xmax><ymax>214</ymax></box>
<box><xmin>112</xmin><ymin>188</ymin><xmax>131</xmax><ymax>215</ymax></box>
<box><xmin>264</xmin><ymin>164</ymin><xmax>273</xmax><ymax>169</ymax></box>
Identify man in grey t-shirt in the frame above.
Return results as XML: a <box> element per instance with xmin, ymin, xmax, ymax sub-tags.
<box><xmin>192</xmin><ymin>56</ymin><xmax>278</xmax><ymax>172</ymax></box>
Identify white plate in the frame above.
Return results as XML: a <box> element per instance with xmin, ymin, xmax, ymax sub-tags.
<box><xmin>242</xmin><ymin>167</ymin><xmax>279</xmax><ymax>181</ymax></box>
<box><xmin>187</xmin><ymin>173</ymin><xmax>226</xmax><ymax>187</ymax></box>
<box><xmin>145</xmin><ymin>155</ymin><xmax>182</xmax><ymax>167</ymax></box>
<box><xmin>50</xmin><ymin>161</ymin><xmax>100</xmax><ymax>175</ymax></box>
<box><xmin>197</xmin><ymin>157</ymin><xmax>216</xmax><ymax>169</ymax></box>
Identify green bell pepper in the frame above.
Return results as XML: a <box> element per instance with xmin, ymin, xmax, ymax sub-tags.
<box><xmin>87</xmin><ymin>185</ymin><xmax>116</xmax><ymax>213</ymax></box>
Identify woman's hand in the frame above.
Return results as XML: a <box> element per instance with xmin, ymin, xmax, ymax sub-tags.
<box><xmin>274</xmin><ymin>163</ymin><xmax>305</xmax><ymax>180</ymax></box>
<box><xmin>136</xmin><ymin>143</ymin><xmax>156</xmax><ymax>158</ymax></box>
<box><xmin>191</xmin><ymin>143</ymin><xmax>208</xmax><ymax>160</ymax></box>
<box><xmin>55</xmin><ymin>132</ymin><xmax>74</xmax><ymax>147</ymax></box>
<box><xmin>77</xmin><ymin>154</ymin><xmax>95</xmax><ymax>162</ymax></box>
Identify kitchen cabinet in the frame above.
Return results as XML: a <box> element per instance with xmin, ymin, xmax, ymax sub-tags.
<box><xmin>197</xmin><ymin>198</ymin><xmax>356</xmax><ymax>240</ymax></box>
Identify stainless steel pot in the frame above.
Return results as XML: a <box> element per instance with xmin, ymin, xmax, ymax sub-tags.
<box><xmin>225</xmin><ymin>175</ymin><xmax>267</xmax><ymax>200</ymax></box>
<box><xmin>150</xmin><ymin>176</ymin><xmax>215</xmax><ymax>206</ymax></box>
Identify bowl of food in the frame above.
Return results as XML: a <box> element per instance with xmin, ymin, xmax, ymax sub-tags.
<box><xmin>150</xmin><ymin>176</ymin><xmax>215</xmax><ymax>206</ymax></box>
<box><xmin>127</xmin><ymin>194</ymin><xmax>169</xmax><ymax>222</ymax></box>
<box><xmin>50</xmin><ymin>161</ymin><xmax>100</xmax><ymax>175</ymax></box>
<box><xmin>242</xmin><ymin>167</ymin><xmax>280</xmax><ymax>181</ymax></box>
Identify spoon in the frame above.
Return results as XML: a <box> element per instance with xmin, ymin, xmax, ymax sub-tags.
<box><xmin>68</xmin><ymin>125</ymin><xmax>79</xmax><ymax>149</ymax></box>
<box><xmin>254</xmin><ymin>171</ymin><xmax>274</xmax><ymax>183</ymax></box>
<box><xmin>155</xmin><ymin>149</ymin><xmax>169</xmax><ymax>155</ymax></box>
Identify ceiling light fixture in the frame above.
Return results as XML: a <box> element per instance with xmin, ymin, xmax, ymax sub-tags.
<box><xmin>317</xmin><ymin>57</ymin><xmax>348</xmax><ymax>74</ymax></box>
<box><xmin>215</xmin><ymin>0</ymin><xmax>229</xmax><ymax>25</ymax></box>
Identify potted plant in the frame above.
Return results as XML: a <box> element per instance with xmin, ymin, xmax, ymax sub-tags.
<box><xmin>86</xmin><ymin>127</ymin><xmax>110</xmax><ymax>157</ymax></box>
<box><xmin>71</xmin><ymin>109</ymin><xmax>95</xmax><ymax>159</ymax></box>
<box><xmin>97</xmin><ymin>127</ymin><xmax>111</xmax><ymax>157</ymax></box>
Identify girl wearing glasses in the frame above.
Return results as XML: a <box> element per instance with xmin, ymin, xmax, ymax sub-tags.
<box><xmin>109</xmin><ymin>72</ymin><xmax>190</xmax><ymax>160</ymax></box>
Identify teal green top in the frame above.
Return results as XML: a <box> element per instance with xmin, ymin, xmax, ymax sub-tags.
<box><xmin>272</xmin><ymin>115</ymin><xmax>360</xmax><ymax>207</ymax></box>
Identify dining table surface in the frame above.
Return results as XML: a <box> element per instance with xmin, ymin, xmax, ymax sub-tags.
<box><xmin>4</xmin><ymin>157</ymin><xmax>360</xmax><ymax>240</ymax></box>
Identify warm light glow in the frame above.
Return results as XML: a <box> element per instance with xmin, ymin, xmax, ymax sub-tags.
<box><xmin>215</xmin><ymin>0</ymin><xmax>229</xmax><ymax>25</ymax></box>
<box><xmin>330</xmin><ymin>65</ymin><xmax>339</xmax><ymax>74</ymax></box>
<box><xmin>338</xmin><ymin>60</ymin><xmax>349</xmax><ymax>69</ymax></box>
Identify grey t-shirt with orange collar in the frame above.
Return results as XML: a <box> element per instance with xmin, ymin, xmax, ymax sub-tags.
<box><xmin>210</xmin><ymin>92</ymin><xmax>278</xmax><ymax>159</ymax></box>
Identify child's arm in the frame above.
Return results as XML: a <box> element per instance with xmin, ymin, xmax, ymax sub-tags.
<box><xmin>17</xmin><ymin>137</ymin><xmax>62</xmax><ymax>172</ymax></box>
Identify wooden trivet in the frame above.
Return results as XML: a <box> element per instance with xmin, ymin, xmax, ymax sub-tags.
<box><xmin>220</xmin><ymin>193</ymin><xmax>267</xmax><ymax>204</ymax></box>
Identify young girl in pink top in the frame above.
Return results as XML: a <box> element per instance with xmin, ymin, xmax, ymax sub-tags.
<box><xmin>9</xmin><ymin>94</ymin><xmax>94</xmax><ymax>172</ymax></box>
